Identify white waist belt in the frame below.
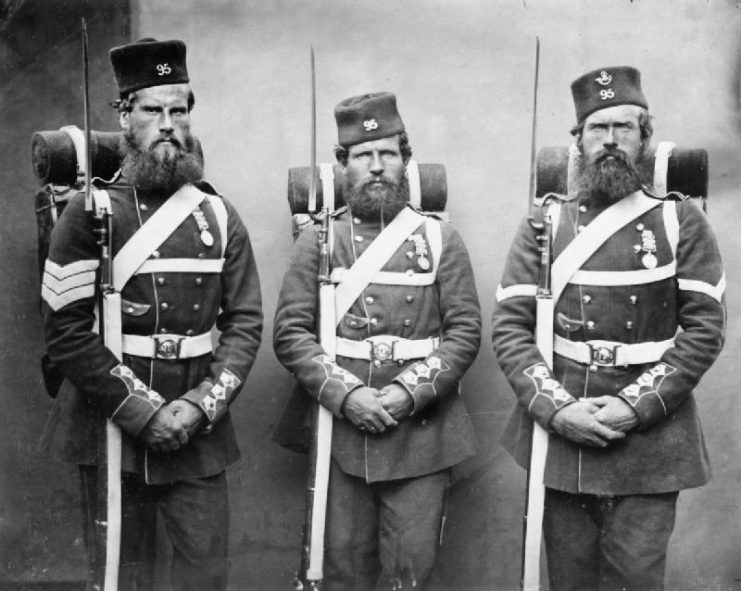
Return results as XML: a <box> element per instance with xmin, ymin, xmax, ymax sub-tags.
<box><xmin>336</xmin><ymin>335</ymin><xmax>439</xmax><ymax>362</ymax></box>
<box><xmin>554</xmin><ymin>335</ymin><xmax>675</xmax><ymax>367</ymax></box>
<box><xmin>122</xmin><ymin>332</ymin><xmax>212</xmax><ymax>360</ymax></box>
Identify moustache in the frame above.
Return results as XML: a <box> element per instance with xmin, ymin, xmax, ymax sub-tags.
<box><xmin>152</xmin><ymin>136</ymin><xmax>184</xmax><ymax>151</ymax></box>
<box><xmin>594</xmin><ymin>148</ymin><xmax>630</xmax><ymax>166</ymax></box>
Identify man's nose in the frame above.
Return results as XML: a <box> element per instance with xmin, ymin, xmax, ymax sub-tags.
<box><xmin>369</xmin><ymin>151</ymin><xmax>383</xmax><ymax>174</ymax></box>
<box><xmin>603</xmin><ymin>126</ymin><xmax>616</xmax><ymax>147</ymax></box>
<box><xmin>159</xmin><ymin>111</ymin><xmax>174</xmax><ymax>133</ymax></box>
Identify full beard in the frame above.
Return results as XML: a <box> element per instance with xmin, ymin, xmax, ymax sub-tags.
<box><xmin>576</xmin><ymin>147</ymin><xmax>644</xmax><ymax>205</ymax></box>
<box><xmin>121</xmin><ymin>131</ymin><xmax>204</xmax><ymax>194</ymax></box>
<box><xmin>344</xmin><ymin>174</ymin><xmax>409</xmax><ymax>224</ymax></box>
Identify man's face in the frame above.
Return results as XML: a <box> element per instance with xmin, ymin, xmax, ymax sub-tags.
<box><xmin>580</xmin><ymin>104</ymin><xmax>643</xmax><ymax>166</ymax></box>
<box><xmin>120</xmin><ymin>83</ymin><xmax>191</xmax><ymax>156</ymax></box>
<box><xmin>344</xmin><ymin>135</ymin><xmax>405</xmax><ymax>191</ymax></box>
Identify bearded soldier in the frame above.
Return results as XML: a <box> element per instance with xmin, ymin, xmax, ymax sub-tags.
<box><xmin>274</xmin><ymin>92</ymin><xmax>481</xmax><ymax>590</ymax></box>
<box><xmin>492</xmin><ymin>66</ymin><xmax>725</xmax><ymax>590</ymax></box>
<box><xmin>40</xmin><ymin>38</ymin><xmax>262</xmax><ymax>590</ymax></box>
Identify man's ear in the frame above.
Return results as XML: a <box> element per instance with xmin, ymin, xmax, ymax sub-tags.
<box><xmin>119</xmin><ymin>110</ymin><xmax>129</xmax><ymax>131</ymax></box>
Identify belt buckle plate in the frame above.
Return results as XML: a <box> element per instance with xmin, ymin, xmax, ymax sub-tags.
<box><xmin>588</xmin><ymin>343</ymin><xmax>619</xmax><ymax>367</ymax></box>
<box><xmin>371</xmin><ymin>341</ymin><xmax>394</xmax><ymax>362</ymax></box>
<box><xmin>154</xmin><ymin>335</ymin><xmax>183</xmax><ymax>360</ymax></box>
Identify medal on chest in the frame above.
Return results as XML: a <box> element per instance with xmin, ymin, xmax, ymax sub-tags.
<box><xmin>192</xmin><ymin>208</ymin><xmax>214</xmax><ymax>247</ymax></box>
<box><xmin>407</xmin><ymin>233</ymin><xmax>430</xmax><ymax>271</ymax></box>
<box><xmin>633</xmin><ymin>223</ymin><xmax>657</xmax><ymax>269</ymax></box>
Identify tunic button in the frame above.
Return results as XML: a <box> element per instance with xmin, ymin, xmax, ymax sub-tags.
<box><xmin>195</xmin><ymin>277</ymin><xmax>203</xmax><ymax>286</ymax></box>
<box><xmin>625</xmin><ymin>321</ymin><xmax>633</xmax><ymax>330</ymax></box>
<box><xmin>577</xmin><ymin>225</ymin><xmax>586</xmax><ymax>233</ymax></box>
<box><xmin>589</xmin><ymin>364</ymin><xmax>599</xmax><ymax>373</ymax></box>
<box><xmin>406</xmin><ymin>269</ymin><xmax>414</xmax><ymax>276</ymax></box>
<box><xmin>126</xmin><ymin>306</ymin><xmax>134</xmax><ymax>313</ymax></box>
<box><xmin>582</xmin><ymin>295</ymin><xmax>592</xmax><ymax>304</ymax></box>
<box><xmin>586</xmin><ymin>320</ymin><xmax>596</xmax><ymax>331</ymax></box>
<box><xmin>373</xmin><ymin>359</ymin><xmax>381</xmax><ymax>368</ymax></box>
<box><xmin>139</xmin><ymin>202</ymin><xmax>149</xmax><ymax>211</ymax></box>
<box><xmin>157</xmin><ymin>277</ymin><xmax>165</xmax><ymax>286</ymax></box>
<box><xmin>370</xmin><ymin>318</ymin><xmax>378</xmax><ymax>326</ymax></box>
<box><xmin>406</xmin><ymin>251</ymin><xmax>415</xmax><ymax>260</ymax></box>
<box><xmin>160</xmin><ymin>327</ymin><xmax>168</xmax><ymax>334</ymax></box>
<box><xmin>193</xmin><ymin>304</ymin><xmax>201</xmax><ymax>312</ymax></box>
<box><xmin>186</xmin><ymin>329</ymin><xmax>194</xmax><ymax>336</ymax></box>
<box><xmin>403</xmin><ymin>319</ymin><xmax>412</xmax><ymax>327</ymax></box>
<box><xmin>629</xmin><ymin>295</ymin><xmax>638</xmax><ymax>305</ymax></box>
<box><xmin>632</xmin><ymin>244</ymin><xmax>642</xmax><ymax>254</ymax></box>
<box><xmin>406</xmin><ymin>295</ymin><xmax>414</xmax><ymax>304</ymax></box>
<box><xmin>365</xmin><ymin>296</ymin><xmax>375</xmax><ymax>305</ymax></box>
<box><xmin>161</xmin><ymin>302</ymin><xmax>169</xmax><ymax>311</ymax></box>
<box><xmin>353</xmin><ymin>217</ymin><xmax>361</xmax><ymax>224</ymax></box>
<box><xmin>152</xmin><ymin>250</ymin><xmax>161</xmax><ymax>259</ymax></box>
<box><xmin>579</xmin><ymin>204</ymin><xmax>588</xmax><ymax>213</ymax></box>
<box><xmin>354</xmin><ymin>235</ymin><xmax>364</xmax><ymax>243</ymax></box>
<box><xmin>350</xmin><ymin>320</ymin><xmax>358</xmax><ymax>327</ymax></box>
<box><xmin>636</xmin><ymin>223</ymin><xmax>645</xmax><ymax>231</ymax></box>
<box><xmin>198</xmin><ymin>252</ymin><xmax>206</xmax><ymax>258</ymax></box>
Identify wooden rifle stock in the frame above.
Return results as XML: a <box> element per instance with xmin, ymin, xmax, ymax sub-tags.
<box><xmin>81</xmin><ymin>18</ymin><xmax>121</xmax><ymax>591</ymax></box>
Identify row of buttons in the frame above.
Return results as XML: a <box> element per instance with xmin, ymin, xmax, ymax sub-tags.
<box><xmin>581</xmin><ymin>294</ymin><xmax>639</xmax><ymax>305</ymax></box>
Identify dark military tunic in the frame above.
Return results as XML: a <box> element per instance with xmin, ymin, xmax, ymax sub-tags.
<box><xmin>41</xmin><ymin>174</ymin><xmax>262</xmax><ymax>485</ymax></box>
<box><xmin>492</xmin><ymin>189</ymin><xmax>725</xmax><ymax>495</ymax></box>
<box><xmin>274</xmin><ymin>205</ymin><xmax>481</xmax><ymax>482</ymax></box>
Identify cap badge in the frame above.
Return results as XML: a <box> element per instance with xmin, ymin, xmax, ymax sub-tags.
<box><xmin>156</xmin><ymin>63</ymin><xmax>172</xmax><ymax>76</ymax></box>
<box><xmin>599</xmin><ymin>88</ymin><xmax>615</xmax><ymax>101</ymax></box>
<box><xmin>363</xmin><ymin>119</ymin><xmax>379</xmax><ymax>131</ymax></box>
<box><xmin>595</xmin><ymin>70</ymin><xmax>612</xmax><ymax>86</ymax></box>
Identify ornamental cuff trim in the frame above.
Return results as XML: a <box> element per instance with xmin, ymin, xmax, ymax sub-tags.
<box><xmin>110</xmin><ymin>364</ymin><xmax>165</xmax><ymax>412</ymax></box>
<box><xmin>201</xmin><ymin>369</ymin><xmax>241</xmax><ymax>422</ymax></box>
<box><xmin>398</xmin><ymin>355</ymin><xmax>450</xmax><ymax>400</ymax></box>
<box><xmin>620</xmin><ymin>362</ymin><xmax>676</xmax><ymax>409</ymax></box>
<box><xmin>524</xmin><ymin>362</ymin><xmax>574</xmax><ymax>410</ymax></box>
<box><xmin>312</xmin><ymin>354</ymin><xmax>364</xmax><ymax>401</ymax></box>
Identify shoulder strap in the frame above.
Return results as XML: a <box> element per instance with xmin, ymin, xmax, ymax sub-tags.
<box><xmin>113</xmin><ymin>184</ymin><xmax>207</xmax><ymax>291</ymax></box>
<box><xmin>334</xmin><ymin>207</ymin><xmax>425</xmax><ymax>323</ymax></box>
<box><xmin>551</xmin><ymin>191</ymin><xmax>659</xmax><ymax>303</ymax></box>
<box><xmin>206</xmin><ymin>195</ymin><xmax>228</xmax><ymax>257</ymax></box>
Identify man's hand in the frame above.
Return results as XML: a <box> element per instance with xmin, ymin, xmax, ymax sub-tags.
<box><xmin>342</xmin><ymin>386</ymin><xmax>398</xmax><ymax>434</ymax></box>
<box><xmin>168</xmin><ymin>398</ymin><xmax>206</xmax><ymax>438</ymax></box>
<box><xmin>591</xmin><ymin>395</ymin><xmax>640</xmax><ymax>432</ymax></box>
<box><xmin>377</xmin><ymin>384</ymin><xmax>414</xmax><ymax>421</ymax></box>
<box><xmin>550</xmin><ymin>400</ymin><xmax>626</xmax><ymax>448</ymax></box>
<box><xmin>139</xmin><ymin>406</ymin><xmax>189</xmax><ymax>453</ymax></box>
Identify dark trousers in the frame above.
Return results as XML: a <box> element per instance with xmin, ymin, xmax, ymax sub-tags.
<box><xmin>79</xmin><ymin>465</ymin><xmax>229</xmax><ymax>591</ymax></box>
<box><xmin>543</xmin><ymin>487</ymin><xmax>679</xmax><ymax>591</ymax></box>
<box><xmin>324</xmin><ymin>461</ymin><xmax>449</xmax><ymax>591</ymax></box>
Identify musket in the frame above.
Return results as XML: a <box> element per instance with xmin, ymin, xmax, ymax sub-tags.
<box><xmin>522</xmin><ymin>36</ymin><xmax>552</xmax><ymax>591</ymax></box>
<box><xmin>296</xmin><ymin>46</ymin><xmax>334</xmax><ymax>591</ymax></box>
<box><xmin>82</xmin><ymin>18</ymin><xmax>122</xmax><ymax>591</ymax></box>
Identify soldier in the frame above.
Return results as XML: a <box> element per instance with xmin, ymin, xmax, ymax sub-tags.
<box><xmin>40</xmin><ymin>38</ymin><xmax>262</xmax><ymax>590</ymax></box>
<box><xmin>274</xmin><ymin>92</ymin><xmax>481</xmax><ymax>590</ymax></box>
<box><xmin>492</xmin><ymin>66</ymin><xmax>726</xmax><ymax>590</ymax></box>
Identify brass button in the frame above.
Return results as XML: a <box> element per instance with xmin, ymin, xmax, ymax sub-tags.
<box><xmin>365</xmin><ymin>296</ymin><xmax>375</xmax><ymax>305</ymax></box>
<box><xmin>373</xmin><ymin>359</ymin><xmax>381</xmax><ymax>367</ymax></box>
<box><xmin>589</xmin><ymin>364</ymin><xmax>598</xmax><ymax>373</ymax></box>
<box><xmin>197</xmin><ymin>252</ymin><xmax>205</xmax><ymax>259</ymax></box>
<box><xmin>625</xmin><ymin>321</ymin><xmax>633</xmax><ymax>330</ymax></box>
<box><xmin>632</xmin><ymin>245</ymin><xmax>642</xmax><ymax>254</ymax></box>
<box><xmin>629</xmin><ymin>295</ymin><xmax>638</xmax><ymax>305</ymax></box>
<box><xmin>354</xmin><ymin>235</ymin><xmax>364</xmax><ymax>243</ymax></box>
<box><xmin>406</xmin><ymin>269</ymin><xmax>414</xmax><ymax>276</ymax></box>
<box><xmin>406</xmin><ymin>252</ymin><xmax>415</xmax><ymax>260</ymax></box>
<box><xmin>403</xmin><ymin>319</ymin><xmax>412</xmax><ymax>327</ymax></box>
<box><xmin>195</xmin><ymin>277</ymin><xmax>203</xmax><ymax>286</ymax></box>
<box><xmin>582</xmin><ymin>295</ymin><xmax>592</xmax><ymax>304</ymax></box>
<box><xmin>636</xmin><ymin>223</ymin><xmax>645</xmax><ymax>231</ymax></box>
<box><xmin>353</xmin><ymin>217</ymin><xmax>361</xmax><ymax>224</ymax></box>
<box><xmin>160</xmin><ymin>302</ymin><xmax>169</xmax><ymax>311</ymax></box>
<box><xmin>139</xmin><ymin>202</ymin><xmax>149</xmax><ymax>211</ymax></box>
<box><xmin>586</xmin><ymin>320</ymin><xmax>596</xmax><ymax>331</ymax></box>
<box><xmin>577</xmin><ymin>225</ymin><xmax>586</xmax><ymax>233</ymax></box>
<box><xmin>406</xmin><ymin>295</ymin><xmax>414</xmax><ymax>304</ymax></box>
<box><xmin>160</xmin><ymin>327</ymin><xmax>168</xmax><ymax>334</ymax></box>
<box><xmin>186</xmin><ymin>329</ymin><xmax>194</xmax><ymax>336</ymax></box>
<box><xmin>126</xmin><ymin>306</ymin><xmax>134</xmax><ymax>313</ymax></box>
<box><xmin>152</xmin><ymin>250</ymin><xmax>161</xmax><ymax>259</ymax></box>
<box><xmin>579</xmin><ymin>204</ymin><xmax>588</xmax><ymax>213</ymax></box>
<box><xmin>157</xmin><ymin>277</ymin><xmax>165</xmax><ymax>286</ymax></box>
<box><xmin>193</xmin><ymin>304</ymin><xmax>201</xmax><ymax>312</ymax></box>
<box><xmin>370</xmin><ymin>318</ymin><xmax>378</xmax><ymax>326</ymax></box>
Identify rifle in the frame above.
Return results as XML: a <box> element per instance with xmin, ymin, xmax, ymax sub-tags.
<box><xmin>82</xmin><ymin>19</ymin><xmax>122</xmax><ymax>591</ymax></box>
<box><xmin>521</xmin><ymin>36</ymin><xmax>551</xmax><ymax>591</ymax></box>
<box><xmin>296</xmin><ymin>47</ymin><xmax>334</xmax><ymax>591</ymax></box>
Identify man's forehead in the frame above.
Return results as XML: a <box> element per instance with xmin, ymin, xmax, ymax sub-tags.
<box><xmin>585</xmin><ymin>104</ymin><xmax>642</xmax><ymax>125</ymax></box>
<box><xmin>348</xmin><ymin>135</ymin><xmax>400</xmax><ymax>152</ymax></box>
<box><xmin>136</xmin><ymin>83</ymin><xmax>190</xmax><ymax>104</ymax></box>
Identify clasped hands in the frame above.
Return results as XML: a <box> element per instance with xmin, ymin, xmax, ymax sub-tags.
<box><xmin>342</xmin><ymin>384</ymin><xmax>414</xmax><ymax>435</ymax></box>
<box><xmin>139</xmin><ymin>396</ymin><xmax>206</xmax><ymax>453</ymax></box>
<box><xmin>550</xmin><ymin>395</ymin><xmax>639</xmax><ymax>448</ymax></box>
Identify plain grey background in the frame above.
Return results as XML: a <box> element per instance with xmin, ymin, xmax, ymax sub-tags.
<box><xmin>1</xmin><ymin>0</ymin><xmax>740</xmax><ymax>589</ymax></box>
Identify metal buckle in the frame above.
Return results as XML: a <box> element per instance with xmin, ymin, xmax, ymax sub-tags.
<box><xmin>371</xmin><ymin>341</ymin><xmax>394</xmax><ymax>362</ymax></box>
<box><xmin>153</xmin><ymin>335</ymin><xmax>184</xmax><ymax>360</ymax></box>
<box><xmin>588</xmin><ymin>343</ymin><xmax>619</xmax><ymax>367</ymax></box>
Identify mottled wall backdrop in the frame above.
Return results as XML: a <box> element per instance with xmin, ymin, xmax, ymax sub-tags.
<box><xmin>1</xmin><ymin>0</ymin><xmax>740</xmax><ymax>589</ymax></box>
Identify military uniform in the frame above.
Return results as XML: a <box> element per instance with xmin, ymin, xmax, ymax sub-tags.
<box><xmin>492</xmin><ymin>188</ymin><xmax>725</xmax><ymax>588</ymax></box>
<box><xmin>41</xmin><ymin>173</ymin><xmax>262</xmax><ymax>588</ymax></box>
<box><xmin>274</xmin><ymin>204</ymin><xmax>480</xmax><ymax>587</ymax></box>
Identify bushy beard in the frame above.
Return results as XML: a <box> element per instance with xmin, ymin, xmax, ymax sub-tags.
<box><xmin>344</xmin><ymin>173</ymin><xmax>409</xmax><ymax>224</ymax></box>
<box><xmin>121</xmin><ymin>130</ymin><xmax>204</xmax><ymax>194</ymax></box>
<box><xmin>576</xmin><ymin>147</ymin><xmax>644</xmax><ymax>205</ymax></box>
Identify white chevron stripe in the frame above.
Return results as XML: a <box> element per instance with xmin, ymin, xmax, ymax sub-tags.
<box><xmin>496</xmin><ymin>283</ymin><xmax>538</xmax><ymax>302</ymax></box>
<box><xmin>43</xmin><ymin>258</ymin><xmax>99</xmax><ymax>280</ymax></box>
<box><xmin>42</xmin><ymin>269</ymin><xmax>96</xmax><ymax>294</ymax></box>
<box><xmin>42</xmin><ymin>283</ymin><xmax>95</xmax><ymax>311</ymax></box>
<box><xmin>678</xmin><ymin>273</ymin><xmax>726</xmax><ymax>303</ymax></box>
